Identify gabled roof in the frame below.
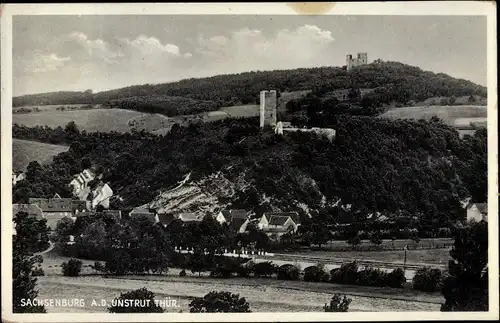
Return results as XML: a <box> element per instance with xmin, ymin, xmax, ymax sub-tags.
<box><xmin>268</xmin><ymin>215</ymin><xmax>292</xmax><ymax>226</ymax></box>
<box><xmin>177</xmin><ymin>213</ymin><xmax>203</xmax><ymax>222</ymax></box>
<box><xmin>265</xmin><ymin>212</ymin><xmax>300</xmax><ymax>224</ymax></box>
<box><xmin>13</xmin><ymin>204</ymin><xmax>44</xmax><ymax>220</ymax></box>
<box><xmin>220</xmin><ymin>209</ymin><xmax>248</xmax><ymax>222</ymax></box>
<box><xmin>230</xmin><ymin>217</ymin><xmax>248</xmax><ymax>231</ymax></box>
<box><xmin>28</xmin><ymin>198</ymin><xmax>73</xmax><ymax>213</ymax></box>
<box><xmin>475</xmin><ymin>203</ymin><xmax>488</xmax><ymax>215</ymax></box>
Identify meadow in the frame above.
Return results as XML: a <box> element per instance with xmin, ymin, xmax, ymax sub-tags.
<box><xmin>13</xmin><ymin>139</ymin><xmax>69</xmax><ymax>171</ymax></box>
<box><xmin>13</xmin><ymin>108</ymin><xmax>151</xmax><ymax>133</ymax></box>
<box><xmin>380</xmin><ymin>105</ymin><xmax>487</xmax><ymax>126</ymax></box>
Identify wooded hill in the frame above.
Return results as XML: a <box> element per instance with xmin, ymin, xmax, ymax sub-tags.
<box><xmin>13</xmin><ymin>61</ymin><xmax>486</xmax><ymax>112</ymax></box>
<box><xmin>13</xmin><ymin>113</ymin><xmax>487</xmax><ymax>233</ymax></box>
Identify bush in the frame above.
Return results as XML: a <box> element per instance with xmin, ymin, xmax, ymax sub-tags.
<box><xmin>108</xmin><ymin>288</ymin><xmax>164</xmax><ymax>313</ymax></box>
<box><xmin>324</xmin><ymin>294</ymin><xmax>351</xmax><ymax>312</ymax></box>
<box><xmin>356</xmin><ymin>267</ymin><xmax>387</xmax><ymax>287</ymax></box>
<box><xmin>91</xmin><ymin>261</ymin><xmax>105</xmax><ymax>273</ymax></box>
<box><xmin>251</xmin><ymin>261</ymin><xmax>276</xmax><ymax>278</ymax></box>
<box><xmin>61</xmin><ymin>259</ymin><xmax>83</xmax><ymax>277</ymax></box>
<box><xmin>179</xmin><ymin>269</ymin><xmax>187</xmax><ymax>277</ymax></box>
<box><xmin>235</xmin><ymin>266</ymin><xmax>250</xmax><ymax>278</ymax></box>
<box><xmin>32</xmin><ymin>266</ymin><xmax>45</xmax><ymax>277</ymax></box>
<box><xmin>331</xmin><ymin>261</ymin><xmax>359</xmax><ymax>285</ymax></box>
<box><xmin>276</xmin><ymin>264</ymin><xmax>300</xmax><ymax>281</ymax></box>
<box><xmin>189</xmin><ymin>291</ymin><xmax>251</xmax><ymax>313</ymax></box>
<box><xmin>105</xmin><ymin>249</ymin><xmax>132</xmax><ymax>275</ymax></box>
<box><xmin>413</xmin><ymin>267</ymin><xmax>443</xmax><ymax>292</ymax></box>
<box><xmin>303</xmin><ymin>265</ymin><xmax>329</xmax><ymax>282</ymax></box>
<box><xmin>386</xmin><ymin>268</ymin><xmax>406</xmax><ymax>288</ymax></box>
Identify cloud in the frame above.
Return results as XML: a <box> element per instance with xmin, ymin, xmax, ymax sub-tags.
<box><xmin>190</xmin><ymin>24</ymin><xmax>335</xmax><ymax>75</ymax></box>
<box><xmin>14</xmin><ymin>25</ymin><xmax>336</xmax><ymax>94</ymax></box>
<box><xmin>119</xmin><ymin>35</ymin><xmax>182</xmax><ymax>57</ymax></box>
<box><xmin>22</xmin><ymin>53</ymin><xmax>70</xmax><ymax>73</ymax></box>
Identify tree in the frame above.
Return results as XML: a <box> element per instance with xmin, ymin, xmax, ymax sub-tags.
<box><xmin>108</xmin><ymin>288</ymin><xmax>164</xmax><ymax>313</ymax></box>
<box><xmin>369</xmin><ymin>231</ymin><xmax>383</xmax><ymax>246</ymax></box>
<box><xmin>65</xmin><ymin>121</ymin><xmax>79</xmax><ymax>134</ymax></box>
<box><xmin>310</xmin><ymin>224</ymin><xmax>332</xmax><ymax>248</ymax></box>
<box><xmin>324</xmin><ymin>294</ymin><xmax>352</xmax><ymax>312</ymax></box>
<box><xmin>61</xmin><ymin>259</ymin><xmax>83</xmax><ymax>277</ymax></box>
<box><xmin>347</xmin><ymin>88</ymin><xmax>361</xmax><ymax>101</ymax></box>
<box><xmin>468</xmin><ymin>95</ymin><xmax>476</xmax><ymax>103</ymax></box>
<box><xmin>189</xmin><ymin>291</ymin><xmax>251</xmax><ymax>313</ymax></box>
<box><xmin>12</xmin><ymin>212</ymin><xmax>49</xmax><ymax>313</ymax></box>
<box><xmin>441</xmin><ymin>221</ymin><xmax>488</xmax><ymax>311</ymax></box>
<box><xmin>347</xmin><ymin>234</ymin><xmax>361</xmax><ymax>250</ymax></box>
<box><xmin>52</xmin><ymin>217</ymin><xmax>74</xmax><ymax>244</ymax></box>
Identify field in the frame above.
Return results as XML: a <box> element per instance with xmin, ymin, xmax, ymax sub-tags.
<box><xmin>276</xmin><ymin>248</ymin><xmax>451</xmax><ymax>268</ymax></box>
<box><xmin>219</xmin><ymin>104</ymin><xmax>260</xmax><ymax>118</ymax></box>
<box><xmin>38</xmin><ymin>252</ymin><xmax>442</xmax><ymax>313</ymax></box>
<box><xmin>13</xmin><ymin>108</ymin><xmax>154</xmax><ymax>133</ymax></box>
<box><xmin>380</xmin><ymin>105</ymin><xmax>487</xmax><ymax>126</ymax></box>
<box><xmin>13</xmin><ymin>139</ymin><xmax>69</xmax><ymax>171</ymax></box>
<box><xmin>13</xmin><ymin>104</ymin><xmax>101</xmax><ymax>114</ymax></box>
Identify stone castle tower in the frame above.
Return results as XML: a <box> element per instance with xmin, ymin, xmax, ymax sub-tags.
<box><xmin>260</xmin><ymin>90</ymin><xmax>277</xmax><ymax>128</ymax></box>
<box><xmin>346</xmin><ymin>52</ymin><xmax>368</xmax><ymax>71</ymax></box>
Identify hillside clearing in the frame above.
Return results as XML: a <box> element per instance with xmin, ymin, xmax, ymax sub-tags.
<box><xmin>380</xmin><ymin>105</ymin><xmax>487</xmax><ymax>126</ymax></box>
<box><xmin>13</xmin><ymin>108</ymin><xmax>154</xmax><ymax>133</ymax></box>
<box><xmin>13</xmin><ymin>139</ymin><xmax>69</xmax><ymax>172</ymax></box>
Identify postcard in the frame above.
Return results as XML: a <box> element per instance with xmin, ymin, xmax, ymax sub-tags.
<box><xmin>1</xmin><ymin>2</ymin><xmax>498</xmax><ymax>322</ymax></box>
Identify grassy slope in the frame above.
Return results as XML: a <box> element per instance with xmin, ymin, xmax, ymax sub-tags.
<box><xmin>13</xmin><ymin>108</ymin><xmax>148</xmax><ymax>133</ymax></box>
<box><xmin>380</xmin><ymin>105</ymin><xmax>487</xmax><ymax>126</ymax></box>
<box><xmin>13</xmin><ymin>139</ymin><xmax>69</xmax><ymax>171</ymax></box>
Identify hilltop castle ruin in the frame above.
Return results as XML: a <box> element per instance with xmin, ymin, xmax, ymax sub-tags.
<box><xmin>346</xmin><ymin>52</ymin><xmax>368</xmax><ymax>71</ymax></box>
<box><xmin>259</xmin><ymin>89</ymin><xmax>335</xmax><ymax>142</ymax></box>
<box><xmin>260</xmin><ymin>90</ymin><xmax>277</xmax><ymax>128</ymax></box>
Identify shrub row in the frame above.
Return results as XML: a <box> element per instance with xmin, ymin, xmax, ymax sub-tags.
<box><xmin>412</xmin><ymin>267</ymin><xmax>444</xmax><ymax>292</ymax></box>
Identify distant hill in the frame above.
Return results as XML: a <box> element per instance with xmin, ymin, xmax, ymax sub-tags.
<box><xmin>13</xmin><ymin>61</ymin><xmax>487</xmax><ymax>110</ymax></box>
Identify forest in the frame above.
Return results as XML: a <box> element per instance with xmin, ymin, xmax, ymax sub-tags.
<box><xmin>13</xmin><ymin>61</ymin><xmax>486</xmax><ymax>109</ymax></box>
<box><xmin>12</xmin><ymin>109</ymin><xmax>487</xmax><ymax>235</ymax></box>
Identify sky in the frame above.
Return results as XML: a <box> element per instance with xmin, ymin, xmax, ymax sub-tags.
<box><xmin>12</xmin><ymin>15</ymin><xmax>487</xmax><ymax>96</ymax></box>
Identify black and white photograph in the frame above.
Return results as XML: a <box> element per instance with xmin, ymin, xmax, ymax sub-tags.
<box><xmin>1</xmin><ymin>2</ymin><xmax>498</xmax><ymax>321</ymax></box>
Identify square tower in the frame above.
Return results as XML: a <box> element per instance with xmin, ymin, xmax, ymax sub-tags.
<box><xmin>260</xmin><ymin>90</ymin><xmax>277</xmax><ymax>128</ymax></box>
<box><xmin>357</xmin><ymin>52</ymin><xmax>368</xmax><ymax>64</ymax></box>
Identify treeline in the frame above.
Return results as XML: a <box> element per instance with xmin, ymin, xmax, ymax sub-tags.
<box><xmin>13</xmin><ymin>61</ymin><xmax>486</xmax><ymax>108</ymax></box>
<box><xmin>13</xmin><ymin>113</ymin><xmax>486</xmax><ymax>230</ymax></box>
<box><xmin>102</xmin><ymin>95</ymin><xmax>222</xmax><ymax>117</ymax></box>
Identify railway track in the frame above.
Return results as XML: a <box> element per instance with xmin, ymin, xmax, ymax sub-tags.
<box><xmin>265</xmin><ymin>253</ymin><xmax>446</xmax><ymax>270</ymax></box>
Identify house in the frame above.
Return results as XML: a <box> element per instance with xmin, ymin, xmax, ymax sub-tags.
<box><xmin>215</xmin><ymin>209</ymin><xmax>248</xmax><ymax>224</ymax></box>
<box><xmin>69</xmin><ymin>169</ymin><xmax>95</xmax><ymax>199</ymax></box>
<box><xmin>28</xmin><ymin>197</ymin><xmax>74</xmax><ymax>230</ymax></box>
<box><xmin>91</xmin><ymin>183</ymin><xmax>113</xmax><ymax>209</ymax></box>
<box><xmin>467</xmin><ymin>203</ymin><xmax>488</xmax><ymax>222</ymax></box>
<box><xmin>177</xmin><ymin>213</ymin><xmax>203</xmax><ymax>222</ymax></box>
<box><xmin>12</xmin><ymin>172</ymin><xmax>26</xmax><ymax>186</ymax></box>
<box><xmin>129</xmin><ymin>207</ymin><xmax>157</xmax><ymax>222</ymax></box>
<box><xmin>258</xmin><ymin>213</ymin><xmax>299</xmax><ymax>237</ymax></box>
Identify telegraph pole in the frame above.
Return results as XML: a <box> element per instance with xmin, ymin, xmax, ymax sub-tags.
<box><xmin>403</xmin><ymin>244</ymin><xmax>408</xmax><ymax>273</ymax></box>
